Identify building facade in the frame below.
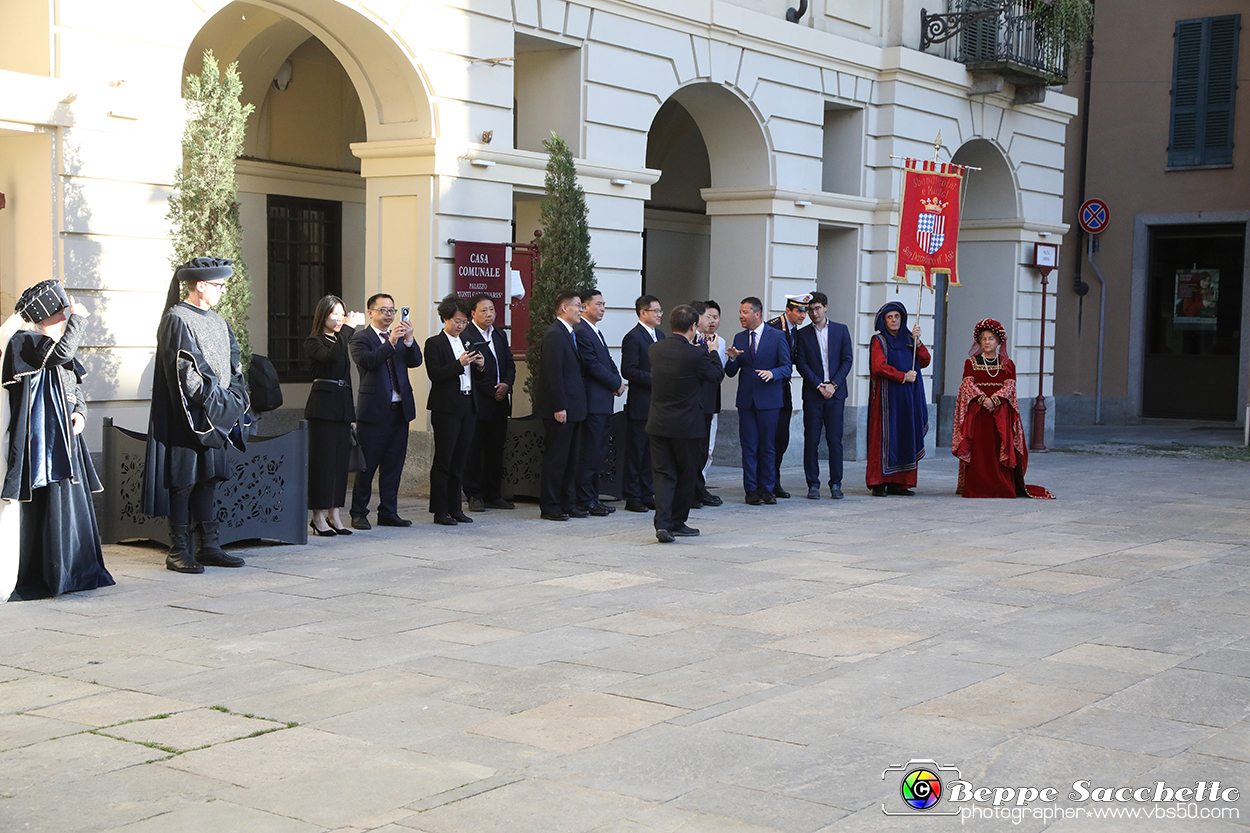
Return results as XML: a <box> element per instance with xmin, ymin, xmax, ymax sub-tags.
<box><xmin>0</xmin><ymin>0</ymin><xmax>1075</xmax><ymax>470</ymax></box>
<box><xmin>1055</xmin><ymin>1</ymin><xmax>1247</xmax><ymax>428</ymax></box>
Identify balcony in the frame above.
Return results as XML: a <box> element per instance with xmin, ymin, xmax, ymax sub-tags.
<box><xmin>921</xmin><ymin>0</ymin><xmax>1071</xmax><ymax>97</ymax></box>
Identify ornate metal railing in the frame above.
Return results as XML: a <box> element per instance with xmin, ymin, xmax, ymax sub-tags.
<box><xmin>921</xmin><ymin>0</ymin><xmax>1069</xmax><ymax>84</ymax></box>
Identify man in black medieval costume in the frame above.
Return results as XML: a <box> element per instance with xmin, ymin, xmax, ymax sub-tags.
<box><xmin>1</xmin><ymin>280</ymin><xmax>114</xmax><ymax>601</ymax></box>
<box><xmin>143</xmin><ymin>257</ymin><xmax>251</xmax><ymax>573</ymax></box>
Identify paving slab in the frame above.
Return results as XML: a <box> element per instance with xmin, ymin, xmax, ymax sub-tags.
<box><xmin>1</xmin><ymin>449</ymin><xmax>1248</xmax><ymax>830</ymax></box>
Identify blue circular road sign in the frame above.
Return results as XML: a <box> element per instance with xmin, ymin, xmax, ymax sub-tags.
<box><xmin>1079</xmin><ymin>199</ymin><xmax>1109</xmax><ymax>234</ymax></box>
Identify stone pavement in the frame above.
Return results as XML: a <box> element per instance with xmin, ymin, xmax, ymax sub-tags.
<box><xmin>2</xmin><ymin>448</ymin><xmax>1248</xmax><ymax>832</ymax></box>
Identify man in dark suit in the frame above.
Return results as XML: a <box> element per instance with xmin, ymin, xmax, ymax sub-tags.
<box><xmin>647</xmin><ymin>305</ymin><xmax>724</xmax><ymax>543</ymax></box>
<box><xmin>349</xmin><ymin>292</ymin><xmax>423</xmax><ymax>528</ymax></box>
<box><xmin>795</xmin><ymin>292</ymin><xmax>854</xmax><ymax>500</ymax></box>
<box><xmin>424</xmin><ymin>296</ymin><xmax>481</xmax><ymax>526</ymax></box>
<box><xmin>535</xmin><ymin>290</ymin><xmax>588</xmax><ymax>521</ymax></box>
<box><xmin>689</xmin><ymin>301</ymin><xmax>724</xmax><ymax>508</ymax></box>
<box><xmin>621</xmin><ymin>294</ymin><xmax>664</xmax><ymax>513</ymax></box>
<box><xmin>765</xmin><ymin>293</ymin><xmax>809</xmax><ymax>499</ymax></box>
<box><xmin>461</xmin><ymin>294</ymin><xmax>517</xmax><ymax>512</ymax></box>
<box><xmin>575</xmin><ymin>289</ymin><xmax>625</xmax><ymax>516</ymax></box>
<box><xmin>725</xmin><ymin>296</ymin><xmax>791</xmax><ymax>505</ymax></box>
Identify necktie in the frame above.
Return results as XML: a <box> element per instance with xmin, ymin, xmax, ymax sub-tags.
<box><xmin>598</xmin><ymin>329</ymin><xmax>607</xmax><ymax>347</ymax></box>
<box><xmin>749</xmin><ymin>330</ymin><xmax>757</xmax><ymax>359</ymax></box>
<box><xmin>382</xmin><ymin>331</ymin><xmax>400</xmax><ymax>393</ymax></box>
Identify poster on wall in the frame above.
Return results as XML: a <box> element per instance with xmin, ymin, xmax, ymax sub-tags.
<box><xmin>1173</xmin><ymin>269</ymin><xmax>1218</xmax><ymax>329</ymax></box>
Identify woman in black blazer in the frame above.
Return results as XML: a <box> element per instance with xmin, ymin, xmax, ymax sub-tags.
<box><xmin>304</xmin><ymin>295</ymin><xmax>364</xmax><ymax>535</ymax></box>
<box><xmin>424</xmin><ymin>296</ymin><xmax>483</xmax><ymax>526</ymax></box>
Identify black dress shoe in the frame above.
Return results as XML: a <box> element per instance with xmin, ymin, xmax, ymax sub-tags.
<box><xmin>350</xmin><ymin>516</ymin><xmax>372</xmax><ymax>530</ymax></box>
<box><xmin>700</xmin><ymin>493</ymin><xmax>723</xmax><ymax>507</ymax></box>
<box><xmin>886</xmin><ymin>484</ymin><xmax>916</xmax><ymax>496</ymax></box>
<box><xmin>566</xmin><ymin>507</ymin><xmax>590</xmax><ymax>518</ymax></box>
<box><xmin>598</xmin><ymin>502</ymin><xmax>617</xmax><ymax>514</ymax></box>
<box><xmin>772</xmin><ymin>487</ymin><xmax>791</xmax><ymax>499</ymax></box>
<box><xmin>433</xmin><ymin>514</ymin><xmax>458</xmax><ymax>526</ymax></box>
<box><xmin>807</xmin><ymin>486</ymin><xmax>820</xmax><ymax>500</ymax></box>
<box><xmin>690</xmin><ymin>499</ymin><xmax>704</xmax><ymax>509</ymax></box>
<box><xmin>642</xmin><ymin>498</ymin><xmax>656</xmax><ymax>510</ymax></box>
<box><xmin>624</xmin><ymin>500</ymin><xmax>649</xmax><ymax>513</ymax></box>
<box><xmin>656</xmin><ymin>529</ymin><xmax>675</xmax><ymax>543</ymax></box>
<box><xmin>585</xmin><ymin>504</ymin><xmax>610</xmax><ymax>517</ymax></box>
<box><xmin>310</xmin><ymin>521</ymin><xmax>337</xmax><ymax>538</ymax></box>
<box><xmin>452</xmin><ymin>512</ymin><xmax>473</xmax><ymax>523</ymax></box>
<box><xmin>541</xmin><ymin>512</ymin><xmax>569</xmax><ymax>521</ymax></box>
<box><xmin>830</xmin><ymin>485</ymin><xmax>844</xmax><ymax>500</ymax></box>
<box><xmin>871</xmin><ymin>485</ymin><xmax>888</xmax><ymax>497</ymax></box>
<box><xmin>484</xmin><ymin>497</ymin><xmax>515</xmax><ymax>510</ymax></box>
<box><xmin>467</xmin><ymin>496</ymin><xmax>486</xmax><ymax>512</ymax></box>
<box><xmin>745</xmin><ymin>491</ymin><xmax>762</xmax><ymax>505</ymax></box>
<box><xmin>377</xmin><ymin>515</ymin><xmax>413</xmax><ymax>527</ymax></box>
<box><xmin>672</xmin><ymin>525</ymin><xmax>700</xmax><ymax>537</ymax></box>
<box><xmin>330</xmin><ymin>525</ymin><xmax>353</xmax><ymax>535</ymax></box>
<box><xmin>761</xmin><ymin>492</ymin><xmax>777</xmax><ymax>505</ymax></box>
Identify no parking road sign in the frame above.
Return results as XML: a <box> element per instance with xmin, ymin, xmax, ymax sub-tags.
<box><xmin>1079</xmin><ymin>199</ymin><xmax>1109</xmax><ymax>234</ymax></box>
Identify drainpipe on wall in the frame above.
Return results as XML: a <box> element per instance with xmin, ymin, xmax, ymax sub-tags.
<box><xmin>1073</xmin><ymin>36</ymin><xmax>1095</xmax><ymax>325</ymax></box>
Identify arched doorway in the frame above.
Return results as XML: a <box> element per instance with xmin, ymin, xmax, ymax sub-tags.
<box><xmin>183</xmin><ymin>1</ymin><xmax>433</xmax><ymax>395</ymax></box>
<box><xmin>939</xmin><ymin>139</ymin><xmax>1019</xmax><ymax>402</ymax></box>
<box><xmin>643</xmin><ymin>83</ymin><xmax>772</xmax><ymax>312</ymax></box>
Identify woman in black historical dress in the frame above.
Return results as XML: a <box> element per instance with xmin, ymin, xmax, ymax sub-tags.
<box><xmin>143</xmin><ymin>257</ymin><xmax>252</xmax><ymax>573</ymax></box>
<box><xmin>304</xmin><ymin>295</ymin><xmax>364</xmax><ymax>536</ymax></box>
<box><xmin>1</xmin><ymin>280</ymin><xmax>114</xmax><ymax>601</ymax></box>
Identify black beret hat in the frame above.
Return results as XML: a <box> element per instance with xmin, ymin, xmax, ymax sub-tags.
<box><xmin>175</xmin><ymin>256</ymin><xmax>234</xmax><ymax>283</ymax></box>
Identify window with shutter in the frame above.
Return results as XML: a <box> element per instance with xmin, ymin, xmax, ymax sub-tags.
<box><xmin>1168</xmin><ymin>15</ymin><xmax>1241</xmax><ymax>168</ymax></box>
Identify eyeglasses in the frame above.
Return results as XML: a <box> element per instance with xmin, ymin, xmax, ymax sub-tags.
<box><xmin>646</xmin><ymin>306</ymin><xmax>662</xmax><ymax>314</ymax></box>
<box><xmin>372</xmin><ymin>307</ymin><xmax>398</xmax><ymax>315</ymax></box>
<box><xmin>203</xmin><ymin>281</ymin><xmax>226</xmax><ymax>289</ymax></box>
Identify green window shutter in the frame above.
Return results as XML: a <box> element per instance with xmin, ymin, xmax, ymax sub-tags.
<box><xmin>1169</xmin><ymin>19</ymin><xmax>1205</xmax><ymax>167</ymax></box>
<box><xmin>1202</xmin><ymin>15</ymin><xmax>1240</xmax><ymax>165</ymax></box>
<box><xmin>1169</xmin><ymin>15</ymin><xmax>1240</xmax><ymax>167</ymax></box>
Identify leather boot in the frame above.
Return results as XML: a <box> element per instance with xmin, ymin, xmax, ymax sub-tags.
<box><xmin>165</xmin><ymin>524</ymin><xmax>203</xmax><ymax>573</ymax></box>
<box><xmin>196</xmin><ymin>521</ymin><xmax>245</xmax><ymax>567</ymax></box>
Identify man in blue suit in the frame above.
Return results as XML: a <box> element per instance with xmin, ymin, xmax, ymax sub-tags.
<box><xmin>794</xmin><ymin>292</ymin><xmax>853</xmax><ymax>500</ymax></box>
<box><xmin>349</xmin><ymin>293</ymin><xmax>423</xmax><ymax>528</ymax></box>
<box><xmin>536</xmin><ymin>290</ymin><xmax>589</xmax><ymax>521</ymax></box>
<box><xmin>575</xmin><ymin>288</ymin><xmax>625</xmax><ymax>516</ymax></box>
<box><xmin>724</xmin><ymin>296</ymin><xmax>790</xmax><ymax>504</ymax></box>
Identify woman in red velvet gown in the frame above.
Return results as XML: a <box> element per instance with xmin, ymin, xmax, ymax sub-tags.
<box><xmin>952</xmin><ymin>319</ymin><xmax>1054</xmax><ymax>499</ymax></box>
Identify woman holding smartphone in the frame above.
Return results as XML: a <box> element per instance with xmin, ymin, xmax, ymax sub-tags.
<box><xmin>304</xmin><ymin>295</ymin><xmax>365</xmax><ymax>535</ymax></box>
<box><xmin>423</xmin><ymin>296</ymin><xmax>484</xmax><ymax>525</ymax></box>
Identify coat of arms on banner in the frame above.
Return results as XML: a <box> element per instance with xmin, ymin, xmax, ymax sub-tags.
<box><xmin>916</xmin><ymin>197</ymin><xmax>948</xmax><ymax>255</ymax></box>
<box><xmin>895</xmin><ymin>160</ymin><xmax>965</xmax><ymax>289</ymax></box>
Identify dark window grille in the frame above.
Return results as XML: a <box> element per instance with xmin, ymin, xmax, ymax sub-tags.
<box><xmin>267</xmin><ymin>196</ymin><xmax>342</xmax><ymax>382</ymax></box>
<box><xmin>1168</xmin><ymin>15</ymin><xmax>1240</xmax><ymax>168</ymax></box>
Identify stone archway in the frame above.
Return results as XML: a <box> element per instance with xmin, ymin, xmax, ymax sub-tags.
<box><xmin>643</xmin><ymin>82</ymin><xmax>773</xmax><ymax>312</ymax></box>
<box><xmin>939</xmin><ymin>139</ymin><xmax>1020</xmax><ymax>399</ymax></box>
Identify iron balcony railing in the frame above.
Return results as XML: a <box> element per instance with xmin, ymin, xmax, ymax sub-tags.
<box><xmin>921</xmin><ymin>0</ymin><xmax>1070</xmax><ymax>84</ymax></box>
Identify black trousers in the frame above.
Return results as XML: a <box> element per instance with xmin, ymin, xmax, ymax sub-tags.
<box><xmin>352</xmin><ymin>405</ymin><xmax>409</xmax><ymax>520</ymax></box>
<box><xmin>430</xmin><ymin>407</ymin><xmax>475</xmax><ymax>516</ymax></box>
<box><xmin>576</xmin><ymin>412</ymin><xmax>612</xmax><ymax>507</ymax></box>
<box><xmin>540</xmin><ymin>417</ymin><xmax>583</xmax><ymax>515</ymax></box>
<box><xmin>169</xmin><ymin>481</ymin><xmax>216</xmax><ymax>526</ymax></box>
<box><xmin>774</xmin><ymin>391</ymin><xmax>793</xmax><ymax>487</ymax></box>
<box><xmin>464</xmin><ymin>400</ymin><xmax>508</xmax><ymax>500</ymax></box>
<box><xmin>308</xmin><ymin>418</ymin><xmax>351</xmax><ymax>510</ymax></box>
<box><xmin>623</xmin><ymin>417</ymin><xmax>654</xmax><ymax>501</ymax></box>
<box><xmin>650</xmin><ymin>434</ymin><xmax>704</xmax><ymax>532</ymax></box>
<box><xmin>803</xmin><ymin>396</ymin><xmax>846</xmax><ymax>489</ymax></box>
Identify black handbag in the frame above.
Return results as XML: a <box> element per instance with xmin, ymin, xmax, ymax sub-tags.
<box><xmin>347</xmin><ymin>427</ymin><xmax>366</xmax><ymax>472</ymax></box>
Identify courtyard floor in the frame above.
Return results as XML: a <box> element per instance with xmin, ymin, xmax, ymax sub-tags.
<box><xmin>2</xmin><ymin>438</ymin><xmax>1248</xmax><ymax>832</ymax></box>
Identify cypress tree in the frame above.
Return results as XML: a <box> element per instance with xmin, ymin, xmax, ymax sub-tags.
<box><xmin>525</xmin><ymin>132</ymin><xmax>597</xmax><ymax>397</ymax></box>
<box><xmin>167</xmin><ymin>50</ymin><xmax>256</xmax><ymax>366</ymax></box>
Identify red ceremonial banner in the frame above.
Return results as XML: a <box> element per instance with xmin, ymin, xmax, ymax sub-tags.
<box><xmin>454</xmin><ymin>241</ymin><xmax>507</xmax><ymax>304</ymax></box>
<box><xmin>894</xmin><ymin>160</ymin><xmax>966</xmax><ymax>289</ymax></box>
